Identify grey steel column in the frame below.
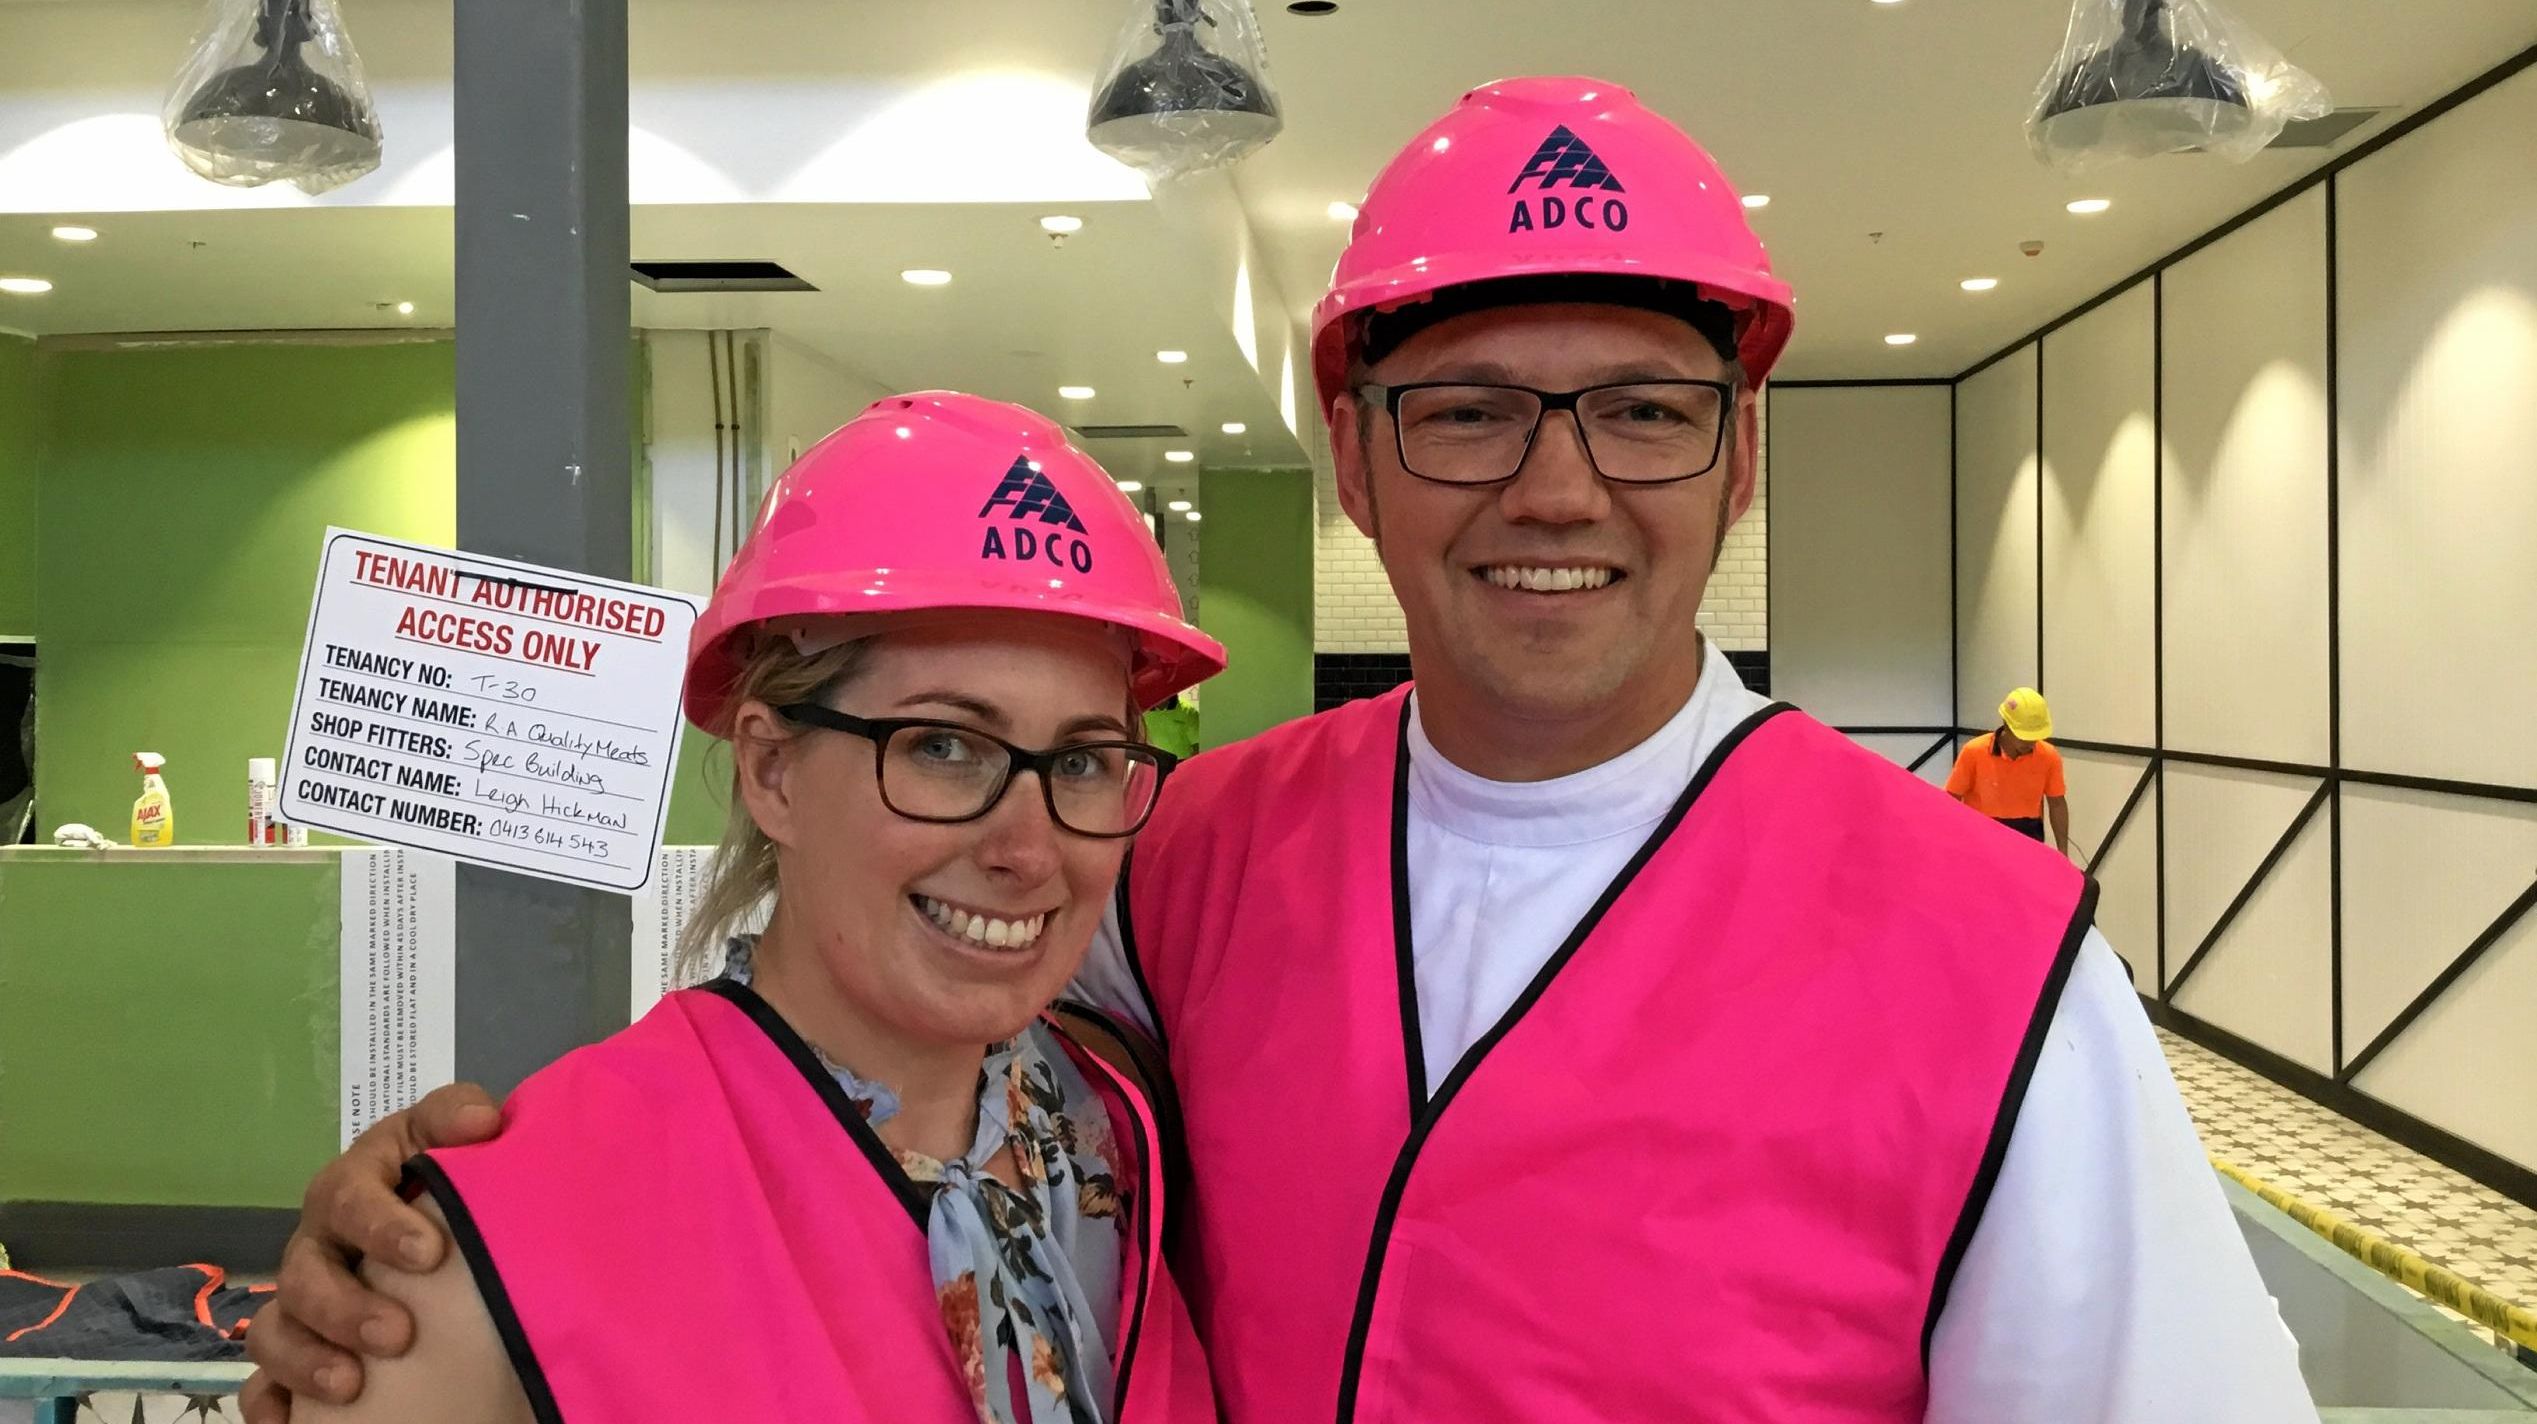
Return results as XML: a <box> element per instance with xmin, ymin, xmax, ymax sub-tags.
<box><xmin>451</xmin><ymin>0</ymin><xmax>634</xmax><ymax>1094</ymax></box>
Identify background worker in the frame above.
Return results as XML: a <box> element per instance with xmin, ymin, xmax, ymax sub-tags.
<box><xmin>1947</xmin><ymin>687</ymin><xmax>2071</xmax><ymax>854</ymax></box>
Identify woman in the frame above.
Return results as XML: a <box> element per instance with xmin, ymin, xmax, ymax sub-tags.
<box><xmin>300</xmin><ymin>392</ymin><xmax>1224</xmax><ymax>1424</ymax></box>
<box><xmin>1944</xmin><ymin>686</ymin><xmax>2071</xmax><ymax>855</ymax></box>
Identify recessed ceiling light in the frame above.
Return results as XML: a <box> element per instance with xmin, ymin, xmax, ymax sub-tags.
<box><xmin>396</xmin><ymin>301</ymin><xmax>416</xmax><ymax>316</ymax></box>
<box><xmin>1328</xmin><ymin>200</ymin><xmax>1360</xmax><ymax>222</ymax></box>
<box><xmin>1186</xmin><ymin>511</ymin><xmax>1203</xmax><ymax>522</ymax></box>
<box><xmin>1156</xmin><ymin>350</ymin><xmax>1189</xmax><ymax>364</ymax></box>
<box><xmin>1741</xmin><ymin>194</ymin><xmax>1770</xmax><ymax>209</ymax></box>
<box><xmin>1059</xmin><ymin>385</ymin><xmax>1097</xmax><ymax>400</ymax></box>
<box><xmin>1116</xmin><ymin>480</ymin><xmax>1144</xmax><ymax>493</ymax></box>
<box><xmin>1960</xmin><ymin>277</ymin><xmax>1999</xmax><ymax>292</ymax></box>
<box><xmin>1221</xmin><ymin>422</ymin><xmax>1247</xmax><ymax>435</ymax></box>
<box><xmin>2066</xmin><ymin>198</ymin><xmax>2112</xmax><ymax>215</ymax></box>
<box><xmin>1885</xmin><ymin>333</ymin><xmax>1919</xmax><ymax>346</ymax></box>
<box><xmin>50</xmin><ymin>225</ymin><xmax>98</xmax><ymax>243</ymax></box>
<box><xmin>1288</xmin><ymin>1</ymin><xmax>1340</xmax><ymax>14</ymax></box>
<box><xmin>1168</xmin><ymin>499</ymin><xmax>1193</xmax><ymax>512</ymax></box>
<box><xmin>1039</xmin><ymin>215</ymin><xmax>1084</xmax><ymax>234</ymax></box>
<box><xmin>0</xmin><ymin>277</ymin><xmax>54</xmax><ymax>295</ymax></box>
<box><xmin>1165</xmin><ymin>450</ymin><xmax>1196</xmax><ymax>463</ymax></box>
<box><xmin>900</xmin><ymin>268</ymin><xmax>953</xmax><ymax>286</ymax></box>
<box><xmin>1872</xmin><ymin>0</ymin><xmax>1906</xmax><ymax>6</ymax></box>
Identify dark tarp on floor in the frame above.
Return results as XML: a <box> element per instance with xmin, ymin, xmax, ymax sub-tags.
<box><xmin>0</xmin><ymin>1265</ymin><xmax>266</xmax><ymax>1362</ymax></box>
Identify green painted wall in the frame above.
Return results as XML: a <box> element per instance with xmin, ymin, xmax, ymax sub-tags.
<box><xmin>1196</xmin><ymin>468</ymin><xmax>1315</xmax><ymax>748</ymax></box>
<box><xmin>28</xmin><ymin>342</ymin><xmax>723</xmax><ymax>842</ymax></box>
<box><xmin>37</xmin><ymin>345</ymin><xmax>458</xmax><ymax>842</ymax></box>
<box><xmin>0</xmin><ymin>854</ymin><xmax>339</xmax><ymax>1206</ymax></box>
<box><xmin>0</xmin><ymin>336</ymin><xmax>36</xmax><ymax>635</ymax></box>
<box><xmin>665</xmin><ymin>731</ymin><xmax>735</xmax><ymax>845</ymax></box>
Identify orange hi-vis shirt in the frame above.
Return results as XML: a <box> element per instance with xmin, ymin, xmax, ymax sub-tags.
<box><xmin>1946</xmin><ymin>735</ymin><xmax>2067</xmax><ymax>820</ymax></box>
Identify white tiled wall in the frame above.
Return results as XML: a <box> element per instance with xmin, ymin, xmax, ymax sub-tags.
<box><xmin>1313</xmin><ymin>462</ymin><xmax>1399</xmax><ymax>653</ymax></box>
<box><xmin>1704</xmin><ymin>396</ymin><xmax>1768</xmax><ymax>651</ymax></box>
<box><xmin>1311</xmin><ymin>399</ymin><xmax>1769</xmax><ymax>654</ymax></box>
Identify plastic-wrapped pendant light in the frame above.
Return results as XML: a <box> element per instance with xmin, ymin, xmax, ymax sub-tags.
<box><xmin>165</xmin><ymin>0</ymin><xmax>383</xmax><ymax>195</ymax></box>
<box><xmin>1088</xmin><ymin>0</ymin><xmax>1284</xmax><ymax>184</ymax></box>
<box><xmin>2029</xmin><ymin>0</ymin><xmax>2328</xmax><ymax>171</ymax></box>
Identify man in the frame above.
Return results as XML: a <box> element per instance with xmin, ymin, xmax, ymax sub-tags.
<box><xmin>1947</xmin><ymin>687</ymin><xmax>2073</xmax><ymax>854</ymax></box>
<box><xmin>246</xmin><ymin>79</ymin><xmax>2316</xmax><ymax>1423</ymax></box>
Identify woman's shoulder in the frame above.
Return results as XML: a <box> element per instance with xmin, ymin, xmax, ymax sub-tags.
<box><xmin>293</xmin><ymin>1197</ymin><xmax>535</xmax><ymax>1424</ymax></box>
<box><xmin>1039</xmin><ymin>1001</ymin><xmax>1169</xmax><ymax>1103</ymax></box>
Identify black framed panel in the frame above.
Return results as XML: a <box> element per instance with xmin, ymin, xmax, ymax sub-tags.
<box><xmin>1945</xmin><ymin>39</ymin><xmax>2537</xmax><ymax>1205</ymax></box>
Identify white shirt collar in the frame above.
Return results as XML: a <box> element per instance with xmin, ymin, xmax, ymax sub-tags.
<box><xmin>1405</xmin><ymin>639</ymin><xmax>1770</xmax><ymax>849</ymax></box>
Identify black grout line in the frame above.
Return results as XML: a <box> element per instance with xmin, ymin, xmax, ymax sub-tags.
<box><xmin>2088</xmin><ymin>758</ymin><xmax>2159</xmax><ymax>878</ymax></box>
<box><xmin>2153</xmin><ymin>268</ymin><xmax>2168</xmax><ymax>1003</ymax></box>
<box><xmin>2327</xmin><ymin>175</ymin><xmax>2346</xmax><ymax>1077</ymax></box>
<box><xmin>1905</xmin><ymin>733</ymin><xmax>1956</xmax><ymax>776</ymax></box>
<box><xmin>2341</xmin><ymin>879</ymin><xmax>2537</xmax><ymax>1085</ymax></box>
<box><xmin>2165</xmin><ymin>780</ymin><xmax>2334</xmax><ymax>999</ymax></box>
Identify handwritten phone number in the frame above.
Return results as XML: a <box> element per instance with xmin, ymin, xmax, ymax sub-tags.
<box><xmin>484</xmin><ymin>817</ymin><xmax>616</xmax><ymax>862</ymax></box>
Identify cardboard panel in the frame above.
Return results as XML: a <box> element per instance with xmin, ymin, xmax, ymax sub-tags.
<box><xmin>2042</xmin><ymin>284</ymin><xmax>2157</xmax><ymax>748</ymax></box>
<box><xmin>1955</xmin><ymin>349</ymin><xmax>2039</xmax><ymax>723</ymax></box>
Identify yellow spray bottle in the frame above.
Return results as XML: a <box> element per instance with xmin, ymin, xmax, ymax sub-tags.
<box><xmin>131</xmin><ymin>752</ymin><xmax>175</xmax><ymax>848</ymax></box>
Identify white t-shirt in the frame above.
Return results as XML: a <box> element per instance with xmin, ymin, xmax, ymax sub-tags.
<box><xmin>1071</xmin><ymin>640</ymin><xmax>2318</xmax><ymax>1422</ymax></box>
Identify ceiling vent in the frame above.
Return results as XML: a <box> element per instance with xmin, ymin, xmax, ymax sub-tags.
<box><xmin>2268</xmin><ymin>107</ymin><xmax>2388</xmax><ymax>150</ymax></box>
<box><xmin>630</xmin><ymin>260</ymin><xmax>817</xmax><ymax>293</ymax></box>
<box><xmin>1071</xmin><ymin>424</ymin><xmax>1190</xmax><ymax>440</ymax></box>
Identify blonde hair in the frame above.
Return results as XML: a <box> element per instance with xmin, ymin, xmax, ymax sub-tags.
<box><xmin>674</xmin><ymin>631</ymin><xmax>876</xmax><ymax>978</ymax></box>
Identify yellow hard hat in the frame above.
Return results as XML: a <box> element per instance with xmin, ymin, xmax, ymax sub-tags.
<box><xmin>1999</xmin><ymin>688</ymin><xmax>2053</xmax><ymax>742</ymax></box>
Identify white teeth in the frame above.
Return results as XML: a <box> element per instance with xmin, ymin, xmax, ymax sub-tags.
<box><xmin>1485</xmin><ymin>565</ymin><xmax>1613</xmax><ymax>593</ymax></box>
<box><xmin>916</xmin><ymin>896</ymin><xmax>1046</xmax><ymax>951</ymax></box>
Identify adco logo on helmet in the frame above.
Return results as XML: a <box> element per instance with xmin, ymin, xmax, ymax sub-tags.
<box><xmin>1506</xmin><ymin>125</ymin><xmax>1629</xmax><ymax>235</ymax></box>
<box><xmin>977</xmin><ymin>454</ymin><xmax>1096</xmax><ymax>575</ymax></box>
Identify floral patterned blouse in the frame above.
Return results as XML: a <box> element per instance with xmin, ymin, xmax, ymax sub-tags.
<box><xmin>723</xmin><ymin>938</ymin><xmax>1129</xmax><ymax>1424</ymax></box>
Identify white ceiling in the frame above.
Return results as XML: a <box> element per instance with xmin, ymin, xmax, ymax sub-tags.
<box><xmin>0</xmin><ymin>199</ymin><xmax>1309</xmax><ymax>483</ymax></box>
<box><xmin>1236</xmin><ymin>0</ymin><xmax>2537</xmax><ymax>377</ymax></box>
<box><xmin>3</xmin><ymin>0</ymin><xmax>2534</xmax><ymax>391</ymax></box>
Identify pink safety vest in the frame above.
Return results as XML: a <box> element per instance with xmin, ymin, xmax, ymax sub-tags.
<box><xmin>1122</xmin><ymin>691</ymin><xmax>2094</xmax><ymax>1424</ymax></box>
<box><xmin>415</xmin><ymin>979</ymin><xmax>1216</xmax><ymax>1423</ymax></box>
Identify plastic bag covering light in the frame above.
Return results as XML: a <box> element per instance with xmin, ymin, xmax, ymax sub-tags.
<box><xmin>1088</xmin><ymin>0</ymin><xmax>1283</xmax><ymax>184</ymax></box>
<box><xmin>2029</xmin><ymin>0</ymin><xmax>2329</xmax><ymax>171</ymax></box>
<box><xmin>165</xmin><ymin>0</ymin><xmax>383</xmax><ymax>194</ymax></box>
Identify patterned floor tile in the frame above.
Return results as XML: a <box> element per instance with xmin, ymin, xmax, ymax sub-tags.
<box><xmin>2160</xmin><ymin>1029</ymin><xmax>2537</xmax><ymax>1355</ymax></box>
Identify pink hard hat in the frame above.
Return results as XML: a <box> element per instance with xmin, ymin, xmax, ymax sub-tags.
<box><xmin>683</xmin><ymin>391</ymin><xmax>1224</xmax><ymax>734</ymax></box>
<box><xmin>1311</xmin><ymin>76</ymin><xmax>1795</xmax><ymax>409</ymax></box>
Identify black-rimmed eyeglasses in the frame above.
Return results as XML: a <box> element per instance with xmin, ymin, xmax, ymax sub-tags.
<box><xmin>1360</xmin><ymin>379</ymin><xmax>1734</xmax><ymax>486</ymax></box>
<box><xmin>778</xmin><ymin>705</ymin><xmax>1177</xmax><ymax>839</ymax></box>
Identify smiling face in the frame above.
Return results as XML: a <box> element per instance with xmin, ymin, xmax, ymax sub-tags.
<box><xmin>1332</xmin><ymin>302</ymin><xmax>1759</xmax><ymax>771</ymax></box>
<box><xmin>731</xmin><ymin>613</ymin><xmax>1136</xmax><ymax>1052</ymax></box>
